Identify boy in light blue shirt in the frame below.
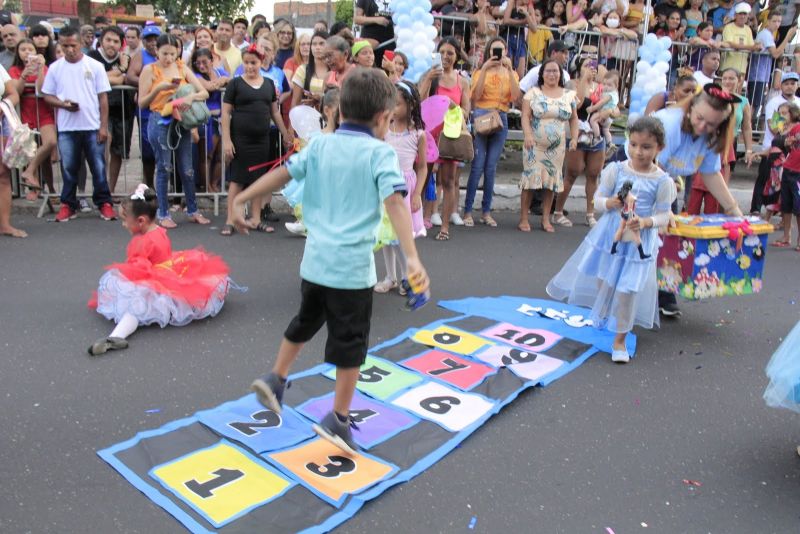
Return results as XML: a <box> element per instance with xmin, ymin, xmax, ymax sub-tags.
<box><xmin>232</xmin><ymin>68</ymin><xmax>430</xmax><ymax>454</ymax></box>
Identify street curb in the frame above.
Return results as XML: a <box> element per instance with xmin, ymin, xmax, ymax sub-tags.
<box><xmin>12</xmin><ymin>184</ymin><xmax>756</xmax><ymax>217</ymax></box>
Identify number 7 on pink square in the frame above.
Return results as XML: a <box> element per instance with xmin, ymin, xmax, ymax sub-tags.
<box><xmin>401</xmin><ymin>350</ymin><xmax>495</xmax><ymax>390</ymax></box>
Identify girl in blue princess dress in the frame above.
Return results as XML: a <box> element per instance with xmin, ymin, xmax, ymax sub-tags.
<box><xmin>547</xmin><ymin>117</ymin><xmax>676</xmax><ymax>363</ymax></box>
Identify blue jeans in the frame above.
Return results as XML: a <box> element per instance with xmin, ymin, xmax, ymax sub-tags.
<box><xmin>465</xmin><ymin>109</ymin><xmax>508</xmax><ymax>214</ymax></box>
<box><xmin>58</xmin><ymin>130</ymin><xmax>112</xmax><ymax>211</ymax></box>
<box><xmin>148</xmin><ymin>118</ymin><xmax>198</xmax><ymax>219</ymax></box>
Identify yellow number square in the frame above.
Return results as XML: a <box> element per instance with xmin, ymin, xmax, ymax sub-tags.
<box><xmin>150</xmin><ymin>441</ymin><xmax>292</xmax><ymax>527</ymax></box>
<box><xmin>412</xmin><ymin>325</ymin><xmax>492</xmax><ymax>355</ymax></box>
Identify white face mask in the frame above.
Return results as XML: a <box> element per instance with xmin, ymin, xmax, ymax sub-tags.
<box><xmin>606</xmin><ymin>17</ymin><xmax>620</xmax><ymax>28</ymax></box>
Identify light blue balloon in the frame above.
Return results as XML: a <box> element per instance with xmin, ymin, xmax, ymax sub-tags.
<box><xmin>643</xmin><ymin>33</ymin><xmax>658</xmax><ymax>48</ymax></box>
<box><xmin>421</xmin><ymin>12</ymin><xmax>434</xmax><ymax>26</ymax></box>
<box><xmin>397</xmin><ymin>13</ymin><xmax>411</xmax><ymax>27</ymax></box>
<box><xmin>630</xmin><ymin>86</ymin><xmax>644</xmax><ymax>100</ymax></box>
<box><xmin>658</xmin><ymin>50</ymin><xmax>672</xmax><ymax>63</ymax></box>
<box><xmin>410</xmin><ymin>6</ymin><xmax>427</xmax><ymax>20</ymax></box>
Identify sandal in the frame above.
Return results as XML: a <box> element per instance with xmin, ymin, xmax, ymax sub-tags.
<box><xmin>771</xmin><ymin>240</ymin><xmax>791</xmax><ymax>248</ymax></box>
<box><xmin>541</xmin><ymin>222</ymin><xmax>555</xmax><ymax>233</ymax></box>
<box><xmin>190</xmin><ymin>213</ymin><xmax>211</xmax><ymax>225</ymax></box>
<box><xmin>435</xmin><ymin>230</ymin><xmax>450</xmax><ymax>241</ymax></box>
<box><xmin>21</xmin><ymin>179</ymin><xmax>42</xmax><ymax>191</ymax></box>
<box><xmin>585</xmin><ymin>213</ymin><xmax>597</xmax><ymax>227</ymax></box>
<box><xmin>552</xmin><ymin>212</ymin><xmax>573</xmax><ymax>227</ymax></box>
<box><xmin>254</xmin><ymin>222</ymin><xmax>275</xmax><ymax>233</ymax></box>
<box><xmin>159</xmin><ymin>217</ymin><xmax>177</xmax><ymax>229</ymax></box>
<box><xmin>463</xmin><ymin>214</ymin><xmax>474</xmax><ymax>227</ymax></box>
<box><xmin>374</xmin><ymin>278</ymin><xmax>397</xmax><ymax>293</ymax></box>
<box><xmin>480</xmin><ymin>215</ymin><xmax>497</xmax><ymax>227</ymax></box>
<box><xmin>517</xmin><ymin>223</ymin><xmax>531</xmax><ymax>232</ymax></box>
<box><xmin>220</xmin><ymin>224</ymin><xmax>235</xmax><ymax>236</ymax></box>
<box><xmin>423</xmin><ymin>218</ymin><xmax>432</xmax><ymax>229</ymax></box>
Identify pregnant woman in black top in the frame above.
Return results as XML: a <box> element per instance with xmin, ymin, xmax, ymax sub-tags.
<box><xmin>221</xmin><ymin>45</ymin><xmax>292</xmax><ymax>235</ymax></box>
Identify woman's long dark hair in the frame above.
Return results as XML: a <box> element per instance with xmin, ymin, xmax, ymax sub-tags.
<box><xmin>304</xmin><ymin>30</ymin><xmax>329</xmax><ymax>92</ymax></box>
<box><xmin>429</xmin><ymin>36</ymin><xmax>462</xmax><ymax>97</ymax></box>
<box><xmin>28</xmin><ymin>25</ymin><xmax>56</xmax><ymax>65</ymax></box>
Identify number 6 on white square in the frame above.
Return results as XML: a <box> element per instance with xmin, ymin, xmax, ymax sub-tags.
<box><xmin>390</xmin><ymin>382</ymin><xmax>495</xmax><ymax>432</ymax></box>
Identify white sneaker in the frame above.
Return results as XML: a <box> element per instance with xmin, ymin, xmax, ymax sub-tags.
<box><xmin>430</xmin><ymin>212</ymin><xmax>442</xmax><ymax>226</ymax></box>
<box><xmin>285</xmin><ymin>221</ymin><xmax>307</xmax><ymax>236</ymax></box>
<box><xmin>450</xmin><ymin>213</ymin><xmax>464</xmax><ymax>226</ymax></box>
<box><xmin>611</xmin><ymin>348</ymin><xmax>630</xmax><ymax>363</ymax></box>
<box><xmin>79</xmin><ymin>198</ymin><xmax>92</xmax><ymax>213</ymax></box>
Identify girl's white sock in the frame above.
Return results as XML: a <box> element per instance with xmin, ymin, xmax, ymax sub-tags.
<box><xmin>110</xmin><ymin>312</ymin><xmax>139</xmax><ymax>340</ymax></box>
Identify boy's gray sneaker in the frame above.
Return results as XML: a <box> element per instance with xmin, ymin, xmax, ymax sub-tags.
<box><xmin>312</xmin><ymin>411</ymin><xmax>359</xmax><ymax>455</ymax></box>
<box><xmin>251</xmin><ymin>373</ymin><xmax>287</xmax><ymax>414</ymax></box>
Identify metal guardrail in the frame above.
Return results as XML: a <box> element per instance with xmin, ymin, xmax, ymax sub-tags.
<box><xmin>14</xmin><ymin>83</ymin><xmax>288</xmax><ymax>217</ymax></box>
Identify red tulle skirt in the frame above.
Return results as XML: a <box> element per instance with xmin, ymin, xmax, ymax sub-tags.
<box><xmin>89</xmin><ymin>248</ymin><xmax>231</xmax><ymax>327</ymax></box>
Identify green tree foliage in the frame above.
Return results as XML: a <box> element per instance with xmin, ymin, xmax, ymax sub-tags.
<box><xmin>108</xmin><ymin>0</ymin><xmax>254</xmax><ymax>25</ymax></box>
<box><xmin>335</xmin><ymin>0</ymin><xmax>353</xmax><ymax>26</ymax></box>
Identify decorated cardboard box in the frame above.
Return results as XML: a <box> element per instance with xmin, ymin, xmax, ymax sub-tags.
<box><xmin>657</xmin><ymin>215</ymin><xmax>773</xmax><ymax>300</ymax></box>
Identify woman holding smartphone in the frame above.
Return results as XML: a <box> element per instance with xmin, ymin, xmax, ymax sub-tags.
<box><xmin>418</xmin><ymin>37</ymin><xmax>471</xmax><ymax>241</ymax></box>
<box><xmin>464</xmin><ymin>37</ymin><xmax>520</xmax><ymax>227</ymax></box>
<box><xmin>138</xmin><ymin>34</ymin><xmax>210</xmax><ymax>228</ymax></box>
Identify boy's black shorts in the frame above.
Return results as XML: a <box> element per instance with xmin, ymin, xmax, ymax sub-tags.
<box><xmin>284</xmin><ymin>279</ymin><xmax>373</xmax><ymax>368</ymax></box>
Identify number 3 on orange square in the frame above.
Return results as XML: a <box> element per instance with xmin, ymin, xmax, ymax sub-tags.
<box><xmin>268</xmin><ymin>438</ymin><xmax>398</xmax><ymax>507</ymax></box>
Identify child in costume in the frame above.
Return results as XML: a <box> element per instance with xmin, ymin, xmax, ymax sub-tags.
<box><xmin>547</xmin><ymin>117</ymin><xmax>675</xmax><ymax>363</ymax></box>
<box><xmin>763</xmin><ymin>320</ymin><xmax>800</xmax><ymax>457</ymax></box>
<box><xmin>87</xmin><ymin>185</ymin><xmax>231</xmax><ymax>356</ymax></box>
<box><xmin>375</xmin><ymin>81</ymin><xmax>428</xmax><ymax>294</ymax></box>
<box><xmin>232</xmin><ymin>69</ymin><xmax>430</xmax><ymax>454</ymax></box>
<box><xmin>284</xmin><ymin>89</ymin><xmax>340</xmax><ymax>237</ymax></box>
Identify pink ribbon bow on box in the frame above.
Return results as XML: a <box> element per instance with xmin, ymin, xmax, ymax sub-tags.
<box><xmin>722</xmin><ymin>220</ymin><xmax>753</xmax><ymax>251</ymax></box>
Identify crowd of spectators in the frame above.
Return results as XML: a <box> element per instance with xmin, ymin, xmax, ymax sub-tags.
<box><xmin>1</xmin><ymin>0</ymin><xmax>799</xmax><ymax>241</ymax></box>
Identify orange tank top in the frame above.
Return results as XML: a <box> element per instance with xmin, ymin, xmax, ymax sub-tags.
<box><xmin>149</xmin><ymin>60</ymin><xmax>188</xmax><ymax>113</ymax></box>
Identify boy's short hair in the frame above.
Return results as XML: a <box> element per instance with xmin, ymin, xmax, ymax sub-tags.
<box><xmin>340</xmin><ymin>68</ymin><xmax>397</xmax><ymax>123</ymax></box>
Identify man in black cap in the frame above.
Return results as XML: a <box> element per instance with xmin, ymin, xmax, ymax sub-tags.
<box><xmin>519</xmin><ymin>39</ymin><xmax>572</xmax><ymax>93</ymax></box>
<box><xmin>519</xmin><ymin>40</ymin><xmax>572</xmax><ymax>215</ymax></box>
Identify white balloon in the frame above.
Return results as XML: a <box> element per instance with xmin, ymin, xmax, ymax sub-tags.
<box><xmin>412</xmin><ymin>21</ymin><xmax>426</xmax><ymax>33</ymax></box>
<box><xmin>413</xmin><ymin>44</ymin><xmax>428</xmax><ymax>59</ymax></box>
<box><xmin>288</xmin><ymin>106</ymin><xmax>322</xmax><ymax>141</ymax></box>
<box><xmin>652</xmin><ymin>61</ymin><xmax>670</xmax><ymax>74</ymax></box>
<box><xmin>425</xmin><ymin>26</ymin><xmax>438</xmax><ymax>40</ymax></box>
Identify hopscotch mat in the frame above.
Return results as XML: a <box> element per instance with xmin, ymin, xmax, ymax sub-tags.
<box><xmin>98</xmin><ymin>296</ymin><xmax>635</xmax><ymax>533</ymax></box>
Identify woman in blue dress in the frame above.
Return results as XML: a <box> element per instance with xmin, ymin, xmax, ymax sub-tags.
<box><xmin>652</xmin><ymin>83</ymin><xmax>743</xmax><ymax>316</ymax></box>
<box><xmin>547</xmin><ymin>117</ymin><xmax>676</xmax><ymax>363</ymax></box>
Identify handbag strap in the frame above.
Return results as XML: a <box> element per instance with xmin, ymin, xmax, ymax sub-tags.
<box><xmin>0</xmin><ymin>98</ymin><xmax>21</xmax><ymax>131</ymax></box>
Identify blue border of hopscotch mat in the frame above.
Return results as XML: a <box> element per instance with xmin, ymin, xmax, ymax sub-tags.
<box><xmin>98</xmin><ymin>308</ymin><xmax>601</xmax><ymax>533</ymax></box>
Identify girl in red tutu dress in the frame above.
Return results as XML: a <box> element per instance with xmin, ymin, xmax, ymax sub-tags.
<box><xmin>88</xmin><ymin>185</ymin><xmax>231</xmax><ymax>355</ymax></box>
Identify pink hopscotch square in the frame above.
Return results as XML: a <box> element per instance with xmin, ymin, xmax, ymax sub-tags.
<box><xmin>401</xmin><ymin>350</ymin><xmax>495</xmax><ymax>391</ymax></box>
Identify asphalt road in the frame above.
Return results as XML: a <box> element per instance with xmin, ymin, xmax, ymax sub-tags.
<box><xmin>1</xmin><ymin>211</ymin><xmax>799</xmax><ymax>534</ymax></box>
